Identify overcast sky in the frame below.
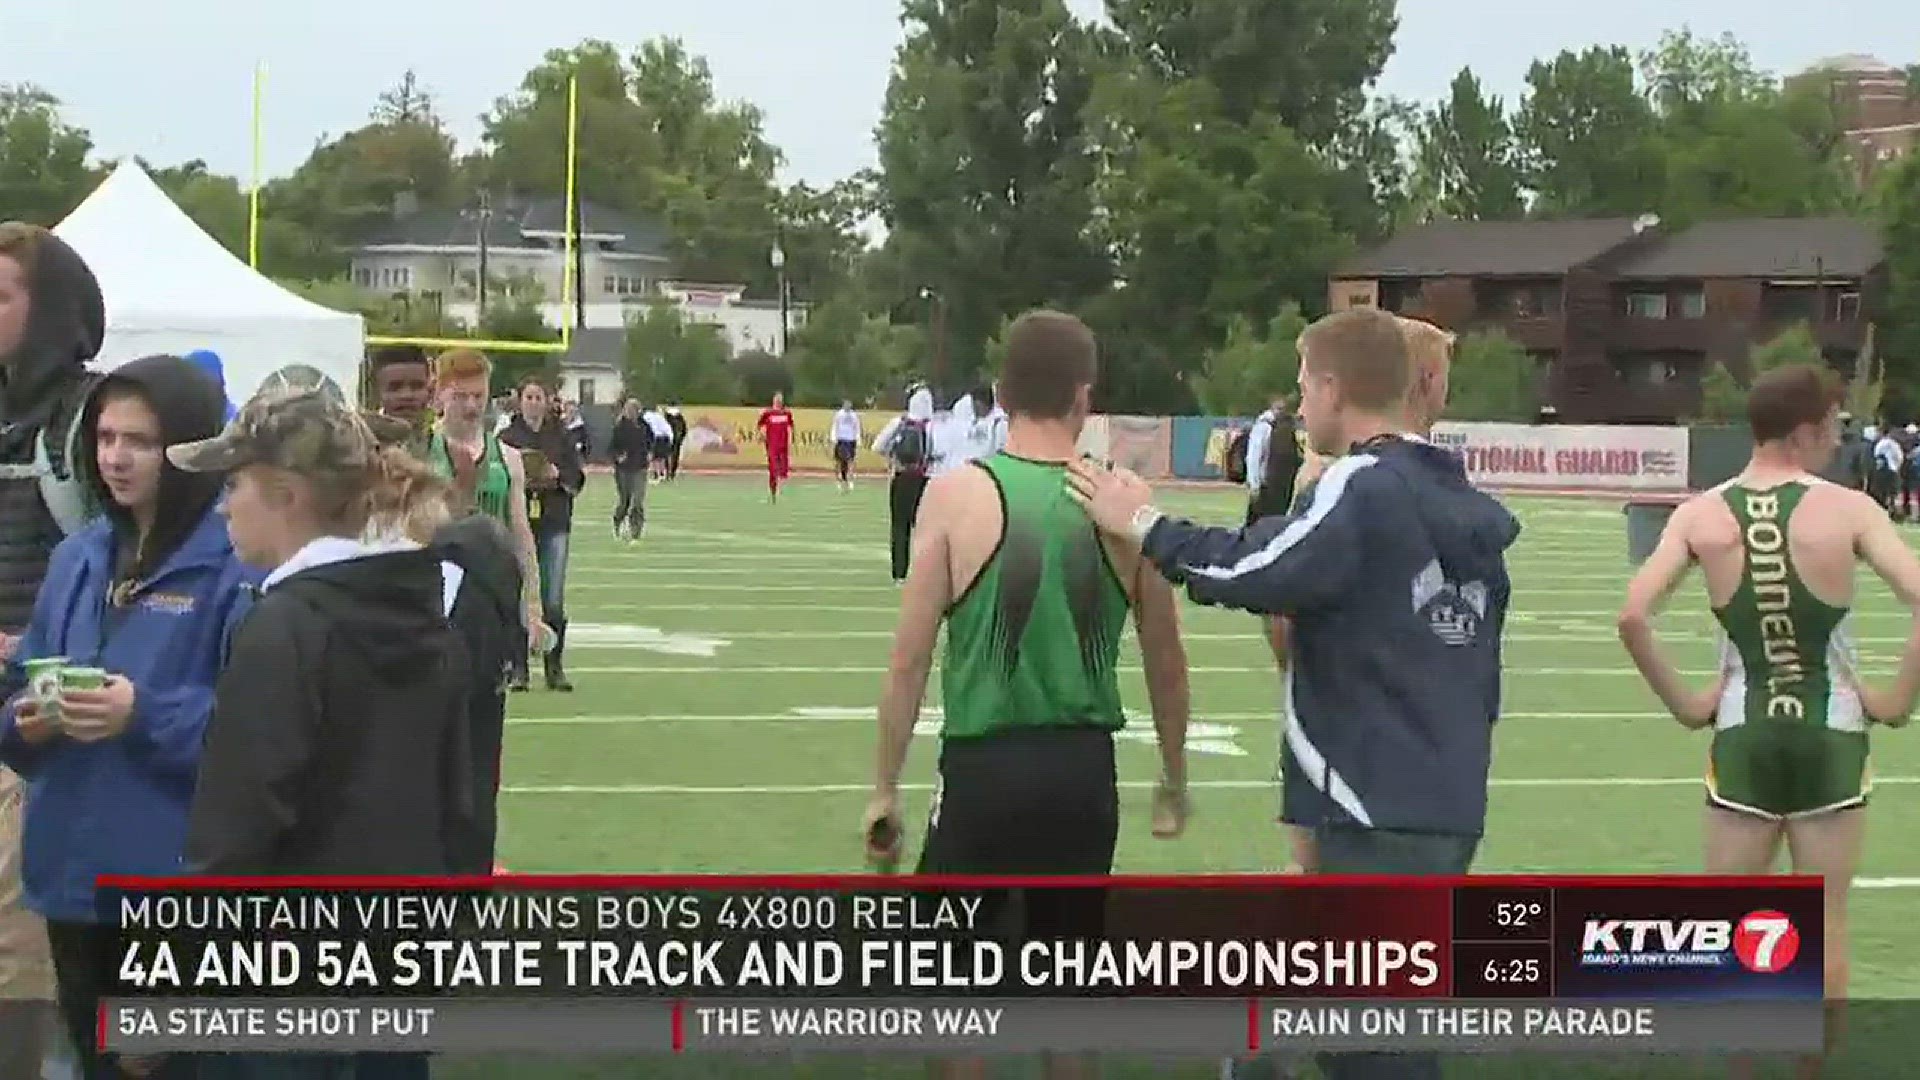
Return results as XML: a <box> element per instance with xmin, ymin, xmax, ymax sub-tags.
<box><xmin>2</xmin><ymin>1</ymin><xmax>1903</xmax><ymax>190</ymax></box>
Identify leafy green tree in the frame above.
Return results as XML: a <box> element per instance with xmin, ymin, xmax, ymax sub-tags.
<box><xmin>1698</xmin><ymin>362</ymin><xmax>1746</xmax><ymax>421</ymax></box>
<box><xmin>478</xmin><ymin>296</ymin><xmax>562</xmax><ymax>394</ymax></box>
<box><xmin>1748</xmin><ymin>324</ymin><xmax>1822</xmax><ymax>377</ymax></box>
<box><xmin>872</xmin><ymin>0</ymin><xmax>1112</xmax><ymax>384</ymax></box>
<box><xmin>0</xmin><ymin>84</ymin><xmax>95</xmax><ymax>225</ymax></box>
<box><xmin>1643</xmin><ymin>32</ymin><xmax>1854</xmax><ymax>220</ymax></box>
<box><xmin>732</xmin><ymin>350</ymin><xmax>793</xmax><ymax>404</ymax></box>
<box><xmin>1103</xmin><ymin>0</ymin><xmax>1398</xmax><ymax>145</ymax></box>
<box><xmin>790</xmin><ymin>297</ymin><xmax>914</xmax><ymax>406</ymax></box>
<box><xmin>1414</xmin><ymin>69</ymin><xmax>1523</xmax><ymax>221</ymax></box>
<box><xmin>1192</xmin><ymin>304</ymin><xmax>1307</xmax><ymax>416</ymax></box>
<box><xmin>1444</xmin><ymin>330</ymin><xmax>1536</xmax><ymax>422</ymax></box>
<box><xmin>623</xmin><ymin>301</ymin><xmax>736</xmax><ymax>404</ymax></box>
<box><xmin>1878</xmin><ymin>154</ymin><xmax>1920</xmax><ymax>391</ymax></box>
<box><xmin>1513</xmin><ymin>47</ymin><xmax>1666</xmax><ymax>215</ymax></box>
<box><xmin>1092</xmin><ymin>75</ymin><xmax>1351</xmax><ymax>369</ymax></box>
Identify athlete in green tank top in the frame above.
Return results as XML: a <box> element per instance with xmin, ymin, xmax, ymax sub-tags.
<box><xmin>1708</xmin><ymin>480</ymin><xmax>1869</xmax><ymax>818</ymax></box>
<box><xmin>426</xmin><ymin>427</ymin><xmax>514</xmax><ymax>523</ymax></box>
<box><xmin>939</xmin><ymin>453</ymin><xmax>1131</xmax><ymax>739</ymax></box>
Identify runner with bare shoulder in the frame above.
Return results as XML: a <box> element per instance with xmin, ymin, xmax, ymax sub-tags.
<box><xmin>1619</xmin><ymin>364</ymin><xmax>1920</xmax><ymax>1080</ymax></box>
<box><xmin>864</xmin><ymin>311</ymin><xmax>1191</xmax><ymax>1080</ymax></box>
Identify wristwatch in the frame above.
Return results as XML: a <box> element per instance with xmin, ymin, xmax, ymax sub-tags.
<box><xmin>1128</xmin><ymin>505</ymin><xmax>1164</xmax><ymax>544</ymax></box>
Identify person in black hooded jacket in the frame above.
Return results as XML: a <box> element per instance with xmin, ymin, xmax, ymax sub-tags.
<box><xmin>0</xmin><ymin>221</ymin><xmax>103</xmax><ymax>1080</ymax></box>
<box><xmin>171</xmin><ymin>389</ymin><xmax>469</xmax><ymax>1080</ymax></box>
<box><xmin>169</xmin><ymin>386</ymin><xmax>474</xmax><ymax>878</ymax></box>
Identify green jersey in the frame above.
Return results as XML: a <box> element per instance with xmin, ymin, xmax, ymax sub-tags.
<box><xmin>1707</xmin><ymin>479</ymin><xmax>1868</xmax><ymax>818</ymax></box>
<box><xmin>427</xmin><ymin>429</ymin><xmax>513</xmax><ymax>524</ymax></box>
<box><xmin>939</xmin><ymin>454</ymin><xmax>1131</xmax><ymax>740</ymax></box>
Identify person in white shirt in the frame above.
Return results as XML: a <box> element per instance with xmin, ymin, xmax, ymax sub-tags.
<box><xmin>1872</xmin><ymin>426</ymin><xmax>1902</xmax><ymax>514</ymax></box>
<box><xmin>981</xmin><ymin>397</ymin><xmax>1009</xmax><ymax>457</ymax></box>
<box><xmin>642</xmin><ymin>406</ymin><xmax>674</xmax><ymax>481</ymax></box>
<box><xmin>831</xmin><ymin>401</ymin><xmax>863</xmax><ymax>491</ymax></box>
<box><xmin>931</xmin><ymin>392</ymin><xmax>982</xmax><ymax>477</ymax></box>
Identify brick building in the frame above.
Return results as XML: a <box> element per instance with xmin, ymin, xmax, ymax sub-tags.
<box><xmin>1787</xmin><ymin>54</ymin><xmax>1920</xmax><ymax>184</ymax></box>
<box><xmin>1329</xmin><ymin>216</ymin><xmax>1885</xmax><ymax>423</ymax></box>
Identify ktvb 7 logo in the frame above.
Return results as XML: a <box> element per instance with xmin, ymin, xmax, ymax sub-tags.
<box><xmin>1578</xmin><ymin>910</ymin><xmax>1801</xmax><ymax>974</ymax></box>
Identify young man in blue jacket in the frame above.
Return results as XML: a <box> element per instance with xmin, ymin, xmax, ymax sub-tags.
<box><xmin>0</xmin><ymin>355</ymin><xmax>259</xmax><ymax>1079</ymax></box>
<box><xmin>1070</xmin><ymin>308</ymin><xmax>1518</xmax><ymax>1079</ymax></box>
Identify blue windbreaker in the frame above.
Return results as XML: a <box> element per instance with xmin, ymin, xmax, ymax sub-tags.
<box><xmin>1143</xmin><ymin>435</ymin><xmax>1520</xmax><ymax>837</ymax></box>
<box><xmin>0</xmin><ymin>509</ymin><xmax>259</xmax><ymax>921</ymax></box>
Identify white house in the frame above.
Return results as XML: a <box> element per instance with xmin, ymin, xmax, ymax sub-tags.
<box><xmin>349</xmin><ymin>198</ymin><xmax>805</xmax><ymax>358</ymax></box>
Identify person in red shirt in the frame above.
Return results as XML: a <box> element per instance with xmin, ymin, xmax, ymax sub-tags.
<box><xmin>757</xmin><ymin>391</ymin><xmax>796</xmax><ymax>502</ymax></box>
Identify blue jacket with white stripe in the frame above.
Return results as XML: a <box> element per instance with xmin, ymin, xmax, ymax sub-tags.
<box><xmin>1142</xmin><ymin>435</ymin><xmax>1521</xmax><ymax>837</ymax></box>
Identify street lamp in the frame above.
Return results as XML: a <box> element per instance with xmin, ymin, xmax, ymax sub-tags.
<box><xmin>770</xmin><ymin>241</ymin><xmax>789</xmax><ymax>356</ymax></box>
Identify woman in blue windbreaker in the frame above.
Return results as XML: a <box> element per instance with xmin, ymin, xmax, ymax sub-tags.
<box><xmin>0</xmin><ymin>354</ymin><xmax>259</xmax><ymax>1080</ymax></box>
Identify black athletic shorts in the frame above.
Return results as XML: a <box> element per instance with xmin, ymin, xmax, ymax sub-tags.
<box><xmin>917</xmin><ymin>726</ymin><xmax>1117</xmax><ymax>941</ymax></box>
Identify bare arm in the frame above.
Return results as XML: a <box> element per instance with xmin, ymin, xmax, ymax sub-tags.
<box><xmin>1855</xmin><ymin>503</ymin><xmax>1920</xmax><ymax>725</ymax></box>
<box><xmin>1616</xmin><ymin>504</ymin><xmax>1717</xmax><ymax>727</ymax></box>
<box><xmin>500</xmin><ymin>446</ymin><xmax>543</xmax><ymax>625</ymax></box>
<box><xmin>873</xmin><ymin>478</ymin><xmax>955</xmax><ymax>795</ymax></box>
<box><xmin>1130</xmin><ymin>554</ymin><xmax>1190</xmax><ymax>791</ymax></box>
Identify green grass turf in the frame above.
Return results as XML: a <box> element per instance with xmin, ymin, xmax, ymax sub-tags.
<box><xmin>449</xmin><ymin>474</ymin><xmax>1920</xmax><ymax>1078</ymax></box>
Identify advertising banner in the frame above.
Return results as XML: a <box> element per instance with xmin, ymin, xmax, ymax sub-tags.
<box><xmin>678</xmin><ymin>407</ymin><xmax>898</xmax><ymax>473</ymax></box>
<box><xmin>1172</xmin><ymin>416</ymin><xmax>1253</xmax><ymax>480</ymax></box>
<box><xmin>1106</xmin><ymin>416</ymin><xmax>1171</xmax><ymax>478</ymax></box>
<box><xmin>1429</xmin><ymin>423</ymin><xmax>1689</xmax><ymax>493</ymax></box>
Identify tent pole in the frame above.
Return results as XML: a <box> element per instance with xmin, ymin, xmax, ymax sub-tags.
<box><xmin>249</xmin><ymin>62</ymin><xmax>265</xmax><ymax>269</ymax></box>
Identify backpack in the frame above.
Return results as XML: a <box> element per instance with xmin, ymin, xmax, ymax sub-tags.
<box><xmin>1263</xmin><ymin>415</ymin><xmax>1302</xmax><ymax>491</ymax></box>
<box><xmin>432</xmin><ymin>515</ymin><xmax>526</xmax><ymax>695</ymax></box>
<box><xmin>892</xmin><ymin>419</ymin><xmax>930</xmax><ymax>471</ymax></box>
<box><xmin>1223</xmin><ymin>427</ymin><xmax>1251</xmax><ymax>484</ymax></box>
<box><xmin>0</xmin><ymin>373</ymin><xmax>103</xmax><ymax>536</ymax></box>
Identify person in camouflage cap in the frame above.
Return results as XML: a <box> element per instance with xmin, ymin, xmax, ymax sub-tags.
<box><xmin>167</xmin><ymin>385</ymin><xmax>409</xmax><ymax>479</ymax></box>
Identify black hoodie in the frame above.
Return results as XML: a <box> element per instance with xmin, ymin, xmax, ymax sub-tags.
<box><xmin>185</xmin><ymin>545</ymin><xmax>475</xmax><ymax>875</ymax></box>
<box><xmin>0</xmin><ymin>228</ymin><xmax>105</xmax><ymax>631</ymax></box>
<box><xmin>78</xmin><ymin>355</ymin><xmax>227</xmax><ymax>583</ymax></box>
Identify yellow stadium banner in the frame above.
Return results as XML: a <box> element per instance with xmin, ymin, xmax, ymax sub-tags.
<box><xmin>679</xmin><ymin>406</ymin><xmax>900</xmax><ymax>472</ymax></box>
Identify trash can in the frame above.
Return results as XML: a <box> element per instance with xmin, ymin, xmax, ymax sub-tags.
<box><xmin>1625</xmin><ymin>500</ymin><xmax>1677</xmax><ymax>565</ymax></box>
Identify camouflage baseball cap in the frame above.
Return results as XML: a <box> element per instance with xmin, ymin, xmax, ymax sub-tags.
<box><xmin>168</xmin><ymin>386</ymin><xmax>409</xmax><ymax>474</ymax></box>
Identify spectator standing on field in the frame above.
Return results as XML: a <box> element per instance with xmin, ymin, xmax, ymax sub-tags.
<box><xmin>664</xmin><ymin>403</ymin><xmax>687</xmax><ymax>480</ymax></box>
<box><xmin>1069</xmin><ymin>307</ymin><xmax>1518</xmax><ymax>1080</ymax></box>
<box><xmin>872</xmin><ymin>387</ymin><xmax>937</xmax><ymax>584</ymax></box>
<box><xmin>609</xmin><ymin>398</ymin><xmax>652</xmax><ymax>542</ymax></box>
<box><xmin>1242</xmin><ymin>393</ymin><xmax>1299</xmax><ymax>527</ymax></box>
<box><xmin>499</xmin><ymin>379</ymin><xmax>586</xmax><ymax>693</ymax></box>
<box><xmin>0</xmin><ymin>356</ymin><xmax>257</xmax><ymax>1080</ymax></box>
<box><xmin>0</xmin><ymin>222</ymin><xmax>105</xmax><ymax>1079</ymax></box>
<box><xmin>642</xmin><ymin>404</ymin><xmax>673</xmax><ymax>481</ymax></box>
<box><xmin>831</xmin><ymin>400</ymin><xmax>862</xmax><ymax>491</ymax></box>
<box><xmin>173</xmin><ymin>388</ymin><xmax>469</xmax><ymax>1080</ymax></box>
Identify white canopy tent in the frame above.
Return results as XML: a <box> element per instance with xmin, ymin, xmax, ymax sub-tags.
<box><xmin>53</xmin><ymin>162</ymin><xmax>365</xmax><ymax>406</ymax></box>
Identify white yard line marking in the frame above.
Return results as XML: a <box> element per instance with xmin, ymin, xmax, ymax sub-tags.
<box><xmin>566</xmin><ymin>663</ymin><xmax>1893</xmax><ymax>676</ymax></box>
<box><xmin>500</xmin><ymin>776</ymin><xmax>1920</xmax><ymax>795</ymax></box>
<box><xmin>506</xmin><ymin>710</ymin><xmax>1663</xmax><ymax>726</ymax></box>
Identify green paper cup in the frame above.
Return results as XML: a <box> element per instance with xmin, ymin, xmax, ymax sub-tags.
<box><xmin>60</xmin><ymin>667</ymin><xmax>106</xmax><ymax>691</ymax></box>
<box><xmin>24</xmin><ymin>657</ymin><xmax>66</xmax><ymax>719</ymax></box>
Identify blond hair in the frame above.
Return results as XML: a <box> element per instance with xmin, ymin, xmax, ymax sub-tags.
<box><xmin>1294</xmin><ymin>308</ymin><xmax>1413</xmax><ymax>412</ymax></box>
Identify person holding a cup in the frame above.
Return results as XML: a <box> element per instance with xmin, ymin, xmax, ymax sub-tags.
<box><xmin>0</xmin><ymin>355</ymin><xmax>259</xmax><ymax>1079</ymax></box>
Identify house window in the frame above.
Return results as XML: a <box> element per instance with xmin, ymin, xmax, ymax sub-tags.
<box><xmin>603</xmin><ymin>275</ymin><xmax>651</xmax><ymax>298</ymax></box>
<box><xmin>377</xmin><ymin>266</ymin><xmax>414</xmax><ymax>291</ymax></box>
<box><xmin>1626</xmin><ymin>292</ymin><xmax>1668</xmax><ymax>319</ymax></box>
<box><xmin>1676</xmin><ymin>290</ymin><xmax>1706</xmax><ymax>318</ymax></box>
<box><xmin>1837</xmin><ymin>292</ymin><xmax>1862</xmax><ymax>321</ymax></box>
<box><xmin>353</xmin><ymin>268</ymin><xmax>373</xmax><ymax>289</ymax></box>
<box><xmin>579</xmin><ymin>379</ymin><xmax>597</xmax><ymax>406</ymax></box>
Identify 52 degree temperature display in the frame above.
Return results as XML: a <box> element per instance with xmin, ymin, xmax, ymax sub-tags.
<box><xmin>1455</xmin><ymin>887</ymin><xmax>1553</xmax><ymax>943</ymax></box>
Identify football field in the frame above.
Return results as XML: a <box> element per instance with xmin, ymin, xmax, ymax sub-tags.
<box><xmin>466</xmin><ymin>472</ymin><xmax>1920</xmax><ymax>1077</ymax></box>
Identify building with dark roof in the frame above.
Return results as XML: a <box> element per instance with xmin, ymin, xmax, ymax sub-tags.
<box><xmin>1330</xmin><ymin>215</ymin><xmax>1886</xmax><ymax>423</ymax></box>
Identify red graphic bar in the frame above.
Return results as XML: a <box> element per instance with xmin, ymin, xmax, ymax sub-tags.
<box><xmin>1246</xmin><ymin>998</ymin><xmax>1260</xmax><ymax>1052</ymax></box>
<box><xmin>671</xmin><ymin>1000</ymin><xmax>685</xmax><ymax>1053</ymax></box>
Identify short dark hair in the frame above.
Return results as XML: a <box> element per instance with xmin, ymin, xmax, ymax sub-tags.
<box><xmin>369</xmin><ymin>345</ymin><xmax>429</xmax><ymax>374</ymax></box>
<box><xmin>1295</xmin><ymin>308</ymin><xmax>1413</xmax><ymax>412</ymax></box>
<box><xmin>997</xmin><ymin>310</ymin><xmax>1097</xmax><ymax>420</ymax></box>
<box><xmin>1748</xmin><ymin>364</ymin><xmax>1842</xmax><ymax>443</ymax></box>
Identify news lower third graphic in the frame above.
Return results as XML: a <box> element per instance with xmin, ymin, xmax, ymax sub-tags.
<box><xmin>99</xmin><ymin>875</ymin><xmax>1825</xmax><ymax>1056</ymax></box>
